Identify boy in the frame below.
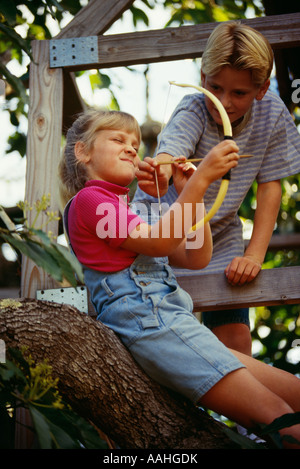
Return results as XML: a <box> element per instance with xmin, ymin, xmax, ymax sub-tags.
<box><xmin>134</xmin><ymin>21</ymin><xmax>300</xmax><ymax>355</ymax></box>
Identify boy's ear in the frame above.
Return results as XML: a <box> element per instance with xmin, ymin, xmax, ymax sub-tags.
<box><xmin>200</xmin><ymin>70</ymin><xmax>206</xmax><ymax>85</ymax></box>
<box><xmin>74</xmin><ymin>141</ymin><xmax>90</xmax><ymax>163</ymax></box>
<box><xmin>256</xmin><ymin>79</ymin><xmax>270</xmax><ymax>101</ymax></box>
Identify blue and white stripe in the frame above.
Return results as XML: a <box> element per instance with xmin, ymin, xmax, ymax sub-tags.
<box><xmin>134</xmin><ymin>90</ymin><xmax>300</xmax><ymax>275</ymax></box>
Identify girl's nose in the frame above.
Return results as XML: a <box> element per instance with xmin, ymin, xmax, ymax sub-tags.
<box><xmin>125</xmin><ymin>144</ymin><xmax>137</xmax><ymax>155</ymax></box>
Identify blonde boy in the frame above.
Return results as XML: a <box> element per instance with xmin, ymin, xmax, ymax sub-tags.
<box><xmin>134</xmin><ymin>21</ymin><xmax>300</xmax><ymax>355</ymax></box>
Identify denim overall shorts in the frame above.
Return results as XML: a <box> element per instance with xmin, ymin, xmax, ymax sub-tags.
<box><xmin>84</xmin><ymin>254</ymin><xmax>243</xmax><ymax>404</ymax></box>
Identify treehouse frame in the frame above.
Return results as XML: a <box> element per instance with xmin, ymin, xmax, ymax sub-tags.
<box><xmin>21</xmin><ymin>0</ymin><xmax>300</xmax><ymax>312</ymax></box>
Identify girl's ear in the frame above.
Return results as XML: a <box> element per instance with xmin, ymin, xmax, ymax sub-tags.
<box><xmin>74</xmin><ymin>141</ymin><xmax>90</xmax><ymax>163</ymax></box>
<box><xmin>256</xmin><ymin>79</ymin><xmax>270</xmax><ymax>101</ymax></box>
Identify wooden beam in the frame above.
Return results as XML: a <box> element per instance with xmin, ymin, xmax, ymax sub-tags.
<box><xmin>62</xmin><ymin>70</ymin><xmax>86</xmax><ymax>134</ymax></box>
<box><xmin>21</xmin><ymin>40</ymin><xmax>63</xmax><ymax>298</ymax></box>
<box><xmin>55</xmin><ymin>0</ymin><xmax>134</xmax><ymax>39</ymax></box>
<box><xmin>246</xmin><ymin>233</ymin><xmax>300</xmax><ymax>251</ymax></box>
<box><xmin>50</xmin><ymin>13</ymin><xmax>300</xmax><ymax>71</ymax></box>
<box><xmin>177</xmin><ymin>266</ymin><xmax>300</xmax><ymax>311</ymax></box>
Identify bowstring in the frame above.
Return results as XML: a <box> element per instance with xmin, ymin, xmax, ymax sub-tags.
<box><xmin>155</xmin><ymin>83</ymin><xmax>172</xmax><ymax>219</ymax></box>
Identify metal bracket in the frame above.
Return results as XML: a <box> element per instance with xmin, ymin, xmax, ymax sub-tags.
<box><xmin>49</xmin><ymin>36</ymin><xmax>98</xmax><ymax>68</ymax></box>
<box><xmin>36</xmin><ymin>286</ymin><xmax>88</xmax><ymax>314</ymax></box>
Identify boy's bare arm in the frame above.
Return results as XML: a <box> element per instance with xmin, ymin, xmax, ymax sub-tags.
<box><xmin>225</xmin><ymin>180</ymin><xmax>282</xmax><ymax>285</ymax></box>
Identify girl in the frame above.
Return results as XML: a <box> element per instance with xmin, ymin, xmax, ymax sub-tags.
<box><xmin>59</xmin><ymin>109</ymin><xmax>300</xmax><ymax>448</ymax></box>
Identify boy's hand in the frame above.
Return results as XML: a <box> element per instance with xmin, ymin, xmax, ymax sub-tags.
<box><xmin>225</xmin><ymin>255</ymin><xmax>262</xmax><ymax>285</ymax></box>
<box><xmin>136</xmin><ymin>156</ymin><xmax>170</xmax><ymax>197</ymax></box>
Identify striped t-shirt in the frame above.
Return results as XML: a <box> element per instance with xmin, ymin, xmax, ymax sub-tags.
<box><xmin>133</xmin><ymin>90</ymin><xmax>300</xmax><ymax>275</ymax></box>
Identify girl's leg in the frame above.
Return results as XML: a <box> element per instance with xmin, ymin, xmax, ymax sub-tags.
<box><xmin>231</xmin><ymin>349</ymin><xmax>300</xmax><ymax>412</ymax></box>
<box><xmin>199</xmin><ymin>353</ymin><xmax>300</xmax><ymax>448</ymax></box>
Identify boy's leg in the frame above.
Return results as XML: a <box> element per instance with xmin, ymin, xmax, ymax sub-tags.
<box><xmin>211</xmin><ymin>323</ymin><xmax>252</xmax><ymax>355</ymax></box>
<box><xmin>202</xmin><ymin>308</ymin><xmax>252</xmax><ymax>355</ymax></box>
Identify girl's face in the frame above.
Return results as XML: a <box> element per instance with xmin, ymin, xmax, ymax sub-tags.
<box><xmin>76</xmin><ymin>128</ymin><xmax>140</xmax><ymax>186</ymax></box>
<box><xmin>201</xmin><ymin>66</ymin><xmax>270</xmax><ymax>127</ymax></box>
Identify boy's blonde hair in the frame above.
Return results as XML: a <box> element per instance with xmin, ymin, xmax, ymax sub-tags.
<box><xmin>201</xmin><ymin>21</ymin><xmax>273</xmax><ymax>86</ymax></box>
<box><xmin>58</xmin><ymin>109</ymin><xmax>141</xmax><ymax>208</ymax></box>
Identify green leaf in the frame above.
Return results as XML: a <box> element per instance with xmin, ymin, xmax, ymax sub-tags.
<box><xmin>34</xmin><ymin>407</ymin><xmax>106</xmax><ymax>449</ymax></box>
<box><xmin>29</xmin><ymin>406</ymin><xmax>52</xmax><ymax>449</ymax></box>
<box><xmin>0</xmin><ymin>62</ymin><xmax>28</xmax><ymax>103</ymax></box>
<box><xmin>60</xmin><ymin>410</ymin><xmax>108</xmax><ymax>449</ymax></box>
<box><xmin>31</xmin><ymin>228</ymin><xmax>84</xmax><ymax>284</ymax></box>
<box><xmin>1</xmin><ymin>234</ymin><xmax>63</xmax><ymax>283</ymax></box>
<box><xmin>222</xmin><ymin>426</ymin><xmax>266</xmax><ymax>449</ymax></box>
<box><xmin>54</xmin><ymin>243</ymin><xmax>84</xmax><ymax>284</ymax></box>
<box><xmin>0</xmin><ymin>2</ymin><xmax>18</xmax><ymax>26</ymax></box>
<box><xmin>0</xmin><ymin>23</ymin><xmax>33</xmax><ymax>60</ymax></box>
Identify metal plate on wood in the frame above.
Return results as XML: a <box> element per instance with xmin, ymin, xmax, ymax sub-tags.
<box><xmin>49</xmin><ymin>36</ymin><xmax>98</xmax><ymax>68</ymax></box>
<box><xmin>36</xmin><ymin>286</ymin><xmax>88</xmax><ymax>314</ymax></box>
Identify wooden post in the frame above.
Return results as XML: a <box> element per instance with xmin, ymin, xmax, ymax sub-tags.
<box><xmin>20</xmin><ymin>40</ymin><xmax>63</xmax><ymax>298</ymax></box>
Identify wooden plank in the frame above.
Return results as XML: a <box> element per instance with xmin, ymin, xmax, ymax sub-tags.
<box><xmin>62</xmin><ymin>70</ymin><xmax>86</xmax><ymax>134</ymax></box>
<box><xmin>247</xmin><ymin>233</ymin><xmax>300</xmax><ymax>251</ymax></box>
<box><xmin>20</xmin><ymin>40</ymin><xmax>63</xmax><ymax>298</ymax></box>
<box><xmin>55</xmin><ymin>0</ymin><xmax>134</xmax><ymax>39</ymax></box>
<box><xmin>52</xmin><ymin>13</ymin><xmax>300</xmax><ymax>71</ymax></box>
<box><xmin>177</xmin><ymin>266</ymin><xmax>300</xmax><ymax>311</ymax></box>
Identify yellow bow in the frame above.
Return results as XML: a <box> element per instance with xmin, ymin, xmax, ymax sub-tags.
<box><xmin>169</xmin><ymin>81</ymin><xmax>233</xmax><ymax>232</ymax></box>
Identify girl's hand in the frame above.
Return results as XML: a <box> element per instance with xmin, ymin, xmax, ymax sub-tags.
<box><xmin>136</xmin><ymin>156</ymin><xmax>170</xmax><ymax>197</ymax></box>
<box><xmin>172</xmin><ymin>157</ymin><xmax>197</xmax><ymax>194</ymax></box>
<box><xmin>197</xmin><ymin>140</ymin><xmax>240</xmax><ymax>186</ymax></box>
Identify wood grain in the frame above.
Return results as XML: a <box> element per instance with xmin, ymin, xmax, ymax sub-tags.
<box><xmin>177</xmin><ymin>266</ymin><xmax>300</xmax><ymax>311</ymax></box>
<box><xmin>50</xmin><ymin>13</ymin><xmax>300</xmax><ymax>71</ymax></box>
<box><xmin>55</xmin><ymin>0</ymin><xmax>135</xmax><ymax>39</ymax></box>
<box><xmin>21</xmin><ymin>40</ymin><xmax>63</xmax><ymax>297</ymax></box>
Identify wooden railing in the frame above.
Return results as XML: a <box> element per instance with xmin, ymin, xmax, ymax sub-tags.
<box><xmin>177</xmin><ymin>266</ymin><xmax>300</xmax><ymax>312</ymax></box>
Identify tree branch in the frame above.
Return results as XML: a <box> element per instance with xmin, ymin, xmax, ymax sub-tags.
<box><xmin>0</xmin><ymin>298</ymin><xmax>236</xmax><ymax>449</ymax></box>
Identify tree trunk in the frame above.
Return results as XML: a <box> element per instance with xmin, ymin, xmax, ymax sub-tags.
<box><xmin>0</xmin><ymin>298</ymin><xmax>236</xmax><ymax>449</ymax></box>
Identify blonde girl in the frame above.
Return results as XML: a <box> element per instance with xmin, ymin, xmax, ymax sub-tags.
<box><xmin>59</xmin><ymin>109</ymin><xmax>300</xmax><ymax>448</ymax></box>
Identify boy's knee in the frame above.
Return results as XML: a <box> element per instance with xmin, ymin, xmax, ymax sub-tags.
<box><xmin>211</xmin><ymin>323</ymin><xmax>252</xmax><ymax>355</ymax></box>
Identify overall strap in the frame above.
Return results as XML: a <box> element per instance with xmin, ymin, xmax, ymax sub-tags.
<box><xmin>63</xmin><ymin>197</ymin><xmax>75</xmax><ymax>253</ymax></box>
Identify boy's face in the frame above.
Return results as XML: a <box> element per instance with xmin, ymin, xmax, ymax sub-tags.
<box><xmin>201</xmin><ymin>66</ymin><xmax>270</xmax><ymax>127</ymax></box>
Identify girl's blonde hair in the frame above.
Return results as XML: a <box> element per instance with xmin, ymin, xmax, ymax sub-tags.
<box><xmin>202</xmin><ymin>21</ymin><xmax>273</xmax><ymax>86</ymax></box>
<box><xmin>58</xmin><ymin>109</ymin><xmax>141</xmax><ymax>209</ymax></box>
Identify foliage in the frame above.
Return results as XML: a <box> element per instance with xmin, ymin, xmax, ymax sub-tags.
<box><xmin>0</xmin><ymin>195</ymin><xmax>84</xmax><ymax>288</ymax></box>
<box><xmin>0</xmin><ymin>0</ymin><xmax>161</xmax><ymax>156</ymax></box>
<box><xmin>163</xmin><ymin>0</ymin><xmax>264</xmax><ymax>26</ymax></box>
<box><xmin>0</xmin><ymin>347</ymin><xmax>107</xmax><ymax>449</ymax></box>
